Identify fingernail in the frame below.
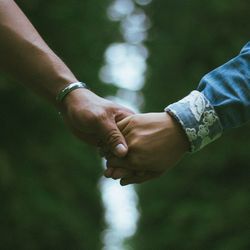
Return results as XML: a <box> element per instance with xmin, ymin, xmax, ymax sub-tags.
<box><xmin>114</xmin><ymin>144</ymin><xmax>127</xmax><ymax>157</ymax></box>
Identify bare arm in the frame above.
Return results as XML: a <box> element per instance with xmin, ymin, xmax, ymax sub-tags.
<box><xmin>0</xmin><ymin>0</ymin><xmax>133</xmax><ymax>157</ymax></box>
<box><xmin>0</xmin><ymin>0</ymin><xmax>77</xmax><ymax>106</ymax></box>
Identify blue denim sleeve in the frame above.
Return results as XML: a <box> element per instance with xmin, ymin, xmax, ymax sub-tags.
<box><xmin>165</xmin><ymin>91</ymin><xmax>223</xmax><ymax>152</ymax></box>
<box><xmin>198</xmin><ymin>42</ymin><xmax>250</xmax><ymax>130</ymax></box>
<box><xmin>165</xmin><ymin>42</ymin><xmax>250</xmax><ymax>152</ymax></box>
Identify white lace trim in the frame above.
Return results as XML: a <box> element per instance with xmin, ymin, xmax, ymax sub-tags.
<box><xmin>165</xmin><ymin>91</ymin><xmax>223</xmax><ymax>152</ymax></box>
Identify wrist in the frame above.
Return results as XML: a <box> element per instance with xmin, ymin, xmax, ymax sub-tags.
<box><xmin>47</xmin><ymin>74</ymin><xmax>78</xmax><ymax>108</ymax></box>
<box><xmin>55</xmin><ymin>80</ymin><xmax>89</xmax><ymax>111</ymax></box>
<box><xmin>166</xmin><ymin>112</ymin><xmax>190</xmax><ymax>154</ymax></box>
<box><xmin>59</xmin><ymin>87</ymin><xmax>91</xmax><ymax>112</ymax></box>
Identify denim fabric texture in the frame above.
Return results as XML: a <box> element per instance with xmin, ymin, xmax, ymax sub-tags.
<box><xmin>165</xmin><ymin>42</ymin><xmax>250</xmax><ymax>152</ymax></box>
<box><xmin>165</xmin><ymin>91</ymin><xmax>223</xmax><ymax>152</ymax></box>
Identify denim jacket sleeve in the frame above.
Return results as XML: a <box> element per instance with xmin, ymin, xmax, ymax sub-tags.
<box><xmin>165</xmin><ymin>42</ymin><xmax>250</xmax><ymax>152</ymax></box>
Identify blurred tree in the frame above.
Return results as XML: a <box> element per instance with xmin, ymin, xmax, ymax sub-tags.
<box><xmin>0</xmin><ymin>0</ymin><xmax>114</xmax><ymax>249</ymax></box>
<box><xmin>133</xmin><ymin>0</ymin><xmax>250</xmax><ymax>249</ymax></box>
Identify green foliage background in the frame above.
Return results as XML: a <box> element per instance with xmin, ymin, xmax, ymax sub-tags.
<box><xmin>0</xmin><ymin>0</ymin><xmax>249</xmax><ymax>250</ymax></box>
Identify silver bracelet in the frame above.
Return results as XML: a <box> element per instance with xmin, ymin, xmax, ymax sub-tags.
<box><xmin>56</xmin><ymin>82</ymin><xmax>87</xmax><ymax>103</ymax></box>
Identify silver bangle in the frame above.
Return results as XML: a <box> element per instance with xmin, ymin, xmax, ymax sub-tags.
<box><xmin>56</xmin><ymin>82</ymin><xmax>87</xmax><ymax>103</ymax></box>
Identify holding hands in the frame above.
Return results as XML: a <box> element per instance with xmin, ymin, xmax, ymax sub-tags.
<box><xmin>3</xmin><ymin>0</ymin><xmax>247</xmax><ymax>188</ymax></box>
<box><xmin>0</xmin><ymin>0</ymin><xmax>189</xmax><ymax>186</ymax></box>
<box><xmin>59</xmin><ymin>86</ymin><xmax>189</xmax><ymax>186</ymax></box>
<box><xmin>104</xmin><ymin>112</ymin><xmax>189</xmax><ymax>185</ymax></box>
<box><xmin>61</xmin><ymin>88</ymin><xmax>134</xmax><ymax>158</ymax></box>
<box><xmin>1</xmin><ymin>0</ymin><xmax>248</xmax><ymax>188</ymax></box>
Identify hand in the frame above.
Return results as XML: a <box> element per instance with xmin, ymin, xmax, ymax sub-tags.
<box><xmin>61</xmin><ymin>88</ymin><xmax>134</xmax><ymax>157</ymax></box>
<box><xmin>105</xmin><ymin>112</ymin><xmax>190</xmax><ymax>185</ymax></box>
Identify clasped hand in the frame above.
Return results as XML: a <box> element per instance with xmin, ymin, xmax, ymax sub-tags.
<box><xmin>61</xmin><ymin>89</ymin><xmax>189</xmax><ymax>186</ymax></box>
<box><xmin>104</xmin><ymin>112</ymin><xmax>189</xmax><ymax>186</ymax></box>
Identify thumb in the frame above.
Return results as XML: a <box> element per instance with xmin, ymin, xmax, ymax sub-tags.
<box><xmin>103</xmin><ymin>121</ymin><xmax>128</xmax><ymax>158</ymax></box>
<box><xmin>101</xmin><ymin>119</ymin><xmax>128</xmax><ymax>158</ymax></box>
<box><xmin>107</xmin><ymin>124</ymin><xmax>128</xmax><ymax>157</ymax></box>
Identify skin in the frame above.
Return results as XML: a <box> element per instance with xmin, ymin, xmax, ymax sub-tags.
<box><xmin>0</xmin><ymin>0</ymin><xmax>133</xmax><ymax>157</ymax></box>
<box><xmin>62</xmin><ymin>88</ymin><xmax>133</xmax><ymax>153</ymax></box>
<box><xmin>105</xmin><ymin>112</ymin><xmax>190</xmax><ymax>185</ymax></box>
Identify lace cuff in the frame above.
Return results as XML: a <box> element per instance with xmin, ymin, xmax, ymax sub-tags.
<box><xmin>164</xmin><ymin>91</ymin><xmax>223</xmax><ymax>152</ymax></box>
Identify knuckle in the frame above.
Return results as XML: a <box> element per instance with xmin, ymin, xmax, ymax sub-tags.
<box><xmin>106</xmin><ymin>129</ymin><xmax>123</xmax><ymax>146</ymax></box>
<box><xmin>128</xmin><ymin>115</ymin><xmax>139</xmax><ymax>127</ymax></box>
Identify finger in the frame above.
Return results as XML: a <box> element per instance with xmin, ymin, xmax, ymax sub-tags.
<box><xmin>101</xmin><ymin>119</ymin><xmax>129</xmax><ymax>158</ymax></box>
<box><xmin>120</xmin><ymin>174</ymin><xmax>153</xmax><ymax>186</ymax></box>
<box><xmin>110</xmin><ymin>168</ymin><xmax>135</xmax><ymax>179</ymax></box>
<box><xmin>135</xmin><ymin>171</ymin><xmax>146</xmax><ymax>177</ymax></box>
<box><xmin>120</xmin><ymin>172</ymin><xmax>161</xmax><ymax>186</ymax></box>
<box><xmin>108</xmin><ymin>155</ymin><xmax>147</xmax><ymax>172</ymax></box>
<box><xmin>110</xmin><ymin>168</ymin><xmax>146</xmax><ymax>179</ymax></box>
<box><xmin>104</xmin><ymin>167</ymin><xmax>114</xmax><ymax>178</ymax></box>
<box><xmin>106</xmin><ymin>157</ymin><xmax>131</xmax><ymax>170</ymax></box>
<box><xmin>115</xmin><ymin>107</ymin><xmax>135</xmax><ymax>123</ymax></box>
<box><xmin>116</xmin><ymin>116</ymin><xmax>131</xmax><ymax>133</ymax></box>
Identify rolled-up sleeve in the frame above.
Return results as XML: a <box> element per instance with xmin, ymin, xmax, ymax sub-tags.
<box><xmin>165</xmin><ymin>42</ymin><xmax>250</xmax><ymax>152</ymax></box>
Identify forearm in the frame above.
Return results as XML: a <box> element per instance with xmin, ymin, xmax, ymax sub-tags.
<box><xmin>0</xmin><ymin>0</ymin><xmax>77</xmax><ymax>107</ymax></box>
<box><xmin>198</xmin><ymin>42</ymin><xmax>250</xmax><ymax>130</ymax></box>
<box><xmin>0</xmin><ymin>1</ymin><xmax>134</xmax><ymax>157</ymax></box>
